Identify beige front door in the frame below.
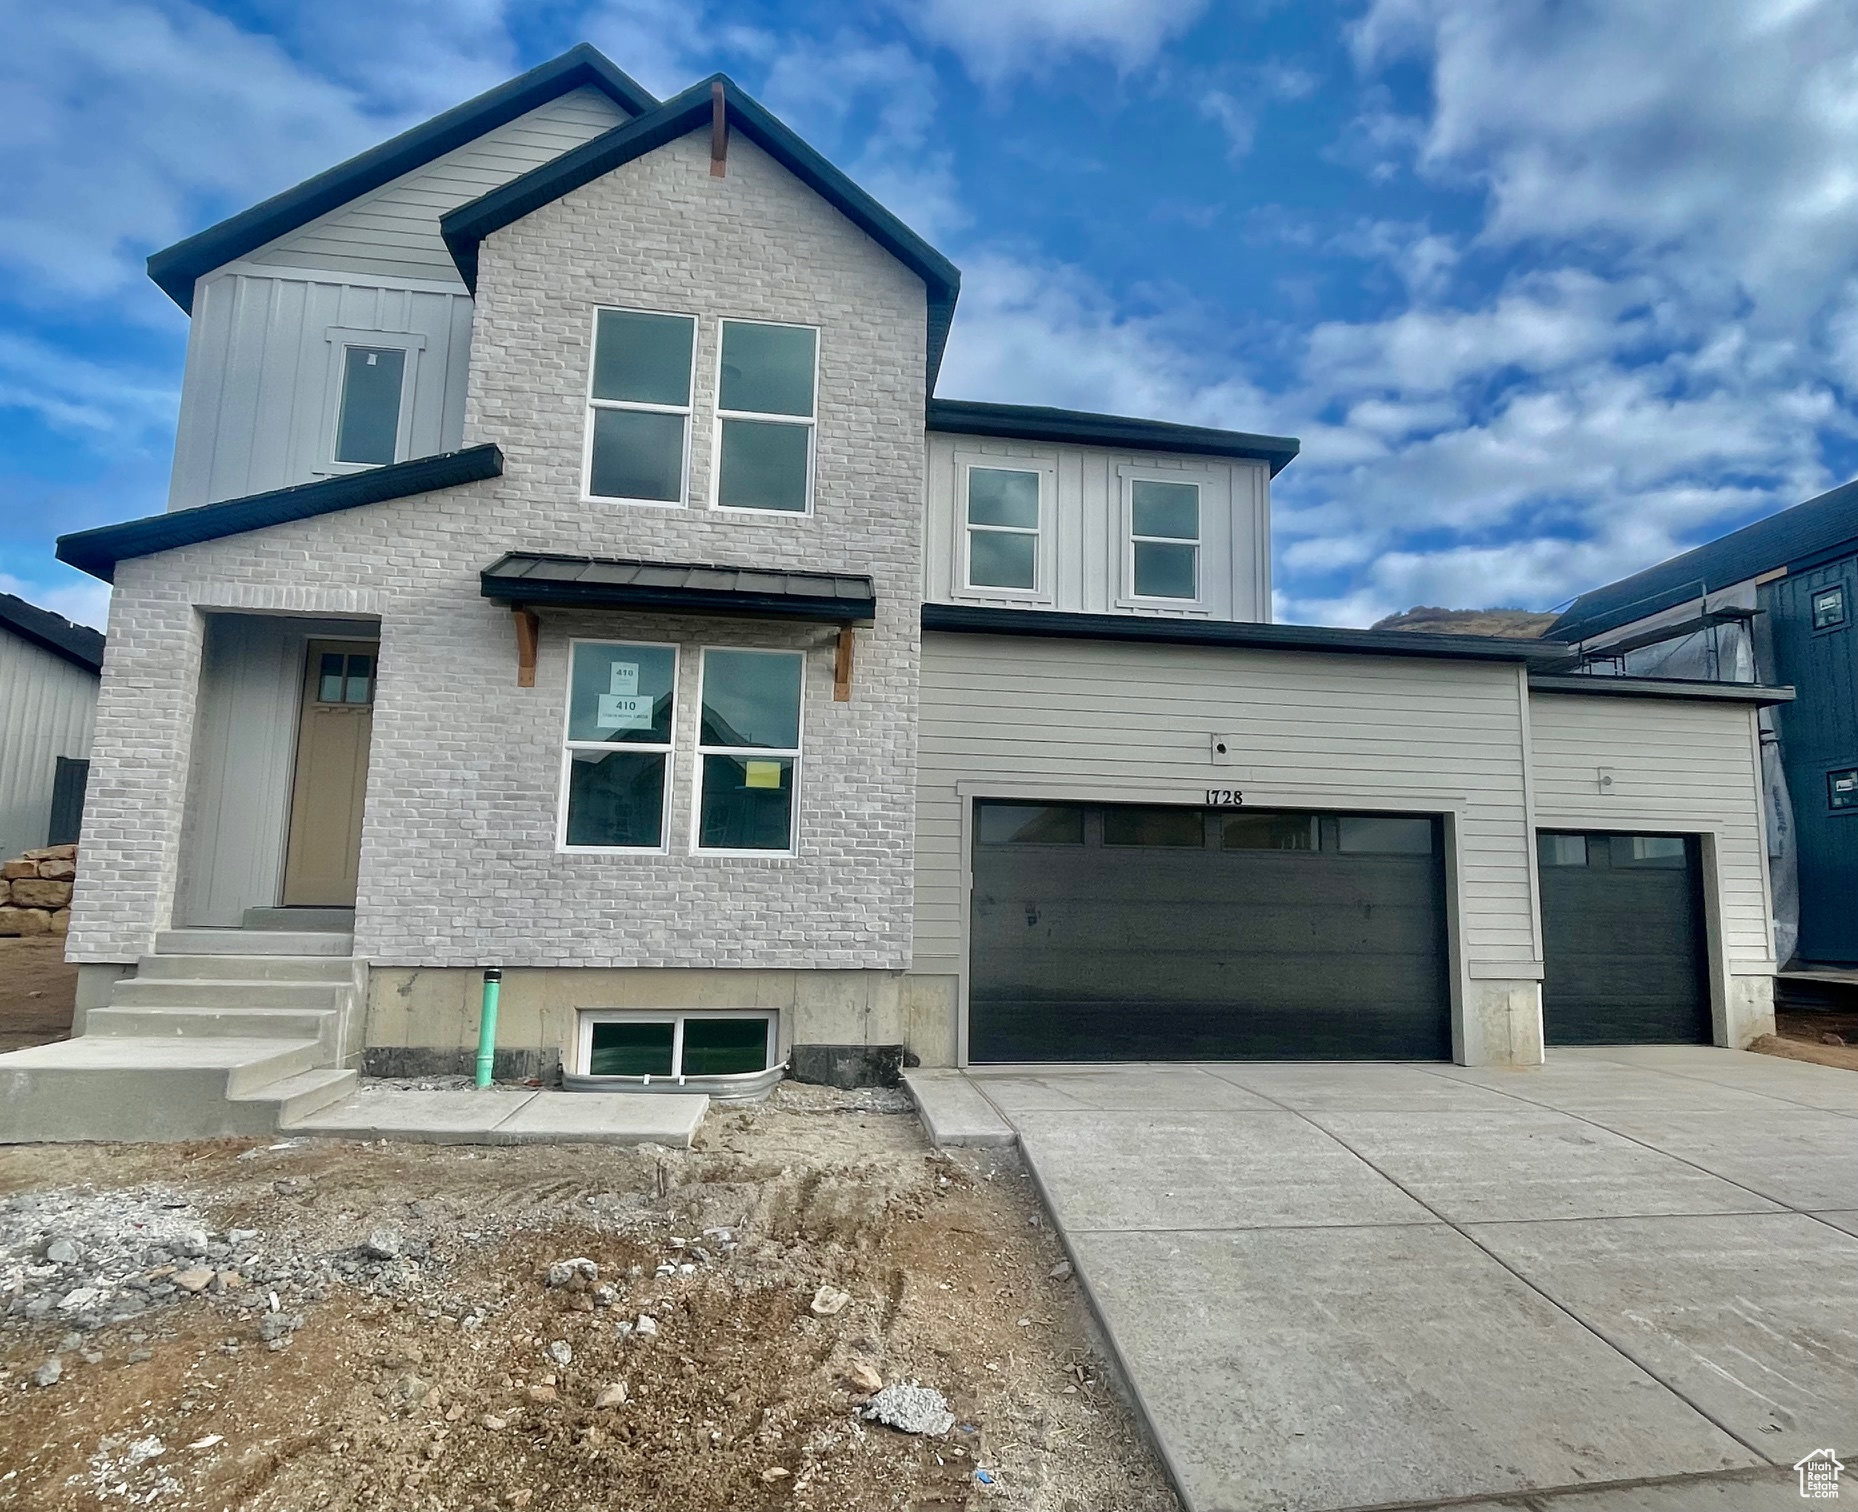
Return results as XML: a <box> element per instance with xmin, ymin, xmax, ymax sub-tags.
<box><xmin>281</xmin><ymin>639</ymin><xmax>377</xmax><ymax>906</ymax></box>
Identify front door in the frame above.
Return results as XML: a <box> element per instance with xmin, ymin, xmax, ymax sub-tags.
<box><xmin>281</xmin><ymin>639</ymin><xmax>376</xmax><ymax>906</ymax></box>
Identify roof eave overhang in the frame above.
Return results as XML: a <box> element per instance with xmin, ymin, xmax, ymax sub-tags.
<box><xmin>1527</xmin><ymin>673</ymin><xmax>1796</xmax><ymax>706</ymax></box>
<box><xmin>921</xmin><ymin>603</ymin><xmax>1560</xmax><ymax>663</ymax></box>
<box><xmin>926</xmin><ymin>401</ymin><xmax>1301</xmax><ymax>476</ymax></box>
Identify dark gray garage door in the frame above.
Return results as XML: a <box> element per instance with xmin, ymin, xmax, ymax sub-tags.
<box><xmin>969</xmin><ymin>801</ymin><xmax>1451</xmax><ymax>1062</ymax></box>
<box><xmin>1538</xmin><ymin>832</ymin><xmax>1711</xmax><ymax>1044</ymax></box>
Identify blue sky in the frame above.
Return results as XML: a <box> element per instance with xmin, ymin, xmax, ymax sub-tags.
<box><xmin>5</xmin><ymin>0</ymin><xmax>1858</xmax><ymax>631</ymax></box>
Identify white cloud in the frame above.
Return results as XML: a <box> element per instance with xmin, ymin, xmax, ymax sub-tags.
<box><xmin>907</xmin><ymin>0</ymin><xmax>1209</xmax><ymax>86</ymax></box>
<box><xmin>0</xmin><ymin>0</ymin><xmax>407</xmax><ymax>305</ymax></box>
<box><xmin>0</xmin><ymin>333</ymin><xmax>177</xmax><ymax>447</ymax></box>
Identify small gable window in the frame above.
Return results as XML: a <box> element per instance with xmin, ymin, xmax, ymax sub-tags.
<box><xmin>335</xmin><ymin>346</ymin><xmax>407</xmax><ymax>466</ymax></box>
<box><xmin>715</xmin><ymin>320</ymin><xmax>817</xmax><ymax>514</ymax></box>
<box><xmin>1812</xmin><ymin>584</ymin><xmax>1847</xmax><ymax>631</ymax></box>
<box><xmin>586</xmin><ymin>309</ymin><xmax>696</xmax><ymax>505</ymax></box>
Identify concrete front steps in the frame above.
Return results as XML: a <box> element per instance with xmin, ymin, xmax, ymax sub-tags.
<box><xmin>0</xmin><ymin>929</ymin><xmax>366</xmax><ymax>1144</ymax></box>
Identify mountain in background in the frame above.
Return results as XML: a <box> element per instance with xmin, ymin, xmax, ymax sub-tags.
<box><xmin>1370</xmin><ymin>605</ymin><xmax>1558</xmax><ymax>638</ymax></box>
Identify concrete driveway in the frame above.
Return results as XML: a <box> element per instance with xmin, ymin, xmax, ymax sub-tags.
<box><xmin>967</xmin><ymin>1047</ymin><xmax>1858</xmax><ymax>1512</ymax></box>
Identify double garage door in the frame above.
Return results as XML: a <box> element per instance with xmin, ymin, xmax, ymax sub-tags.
<box><xmin>968</xmin><ymin>800</ymin><xmax>1710</xmax><ymax>1062</ymax></box>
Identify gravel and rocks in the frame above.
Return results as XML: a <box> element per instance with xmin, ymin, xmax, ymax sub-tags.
<box><xmin>863</xmin><ymin>1382</ymin><xmax>957</xmax><ymax>1436</ymax></box>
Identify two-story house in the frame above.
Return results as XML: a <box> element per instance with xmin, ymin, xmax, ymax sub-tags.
<box><xmin>0</xmin><ymin>46</ymin><xmax>1796</xmax><ymax>1140</ymax></box>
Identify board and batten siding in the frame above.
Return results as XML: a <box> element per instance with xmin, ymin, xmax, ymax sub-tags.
<box><xmin>924</xmin><ymin>432</ymin><xmax>1271</xmax><ymax>621</ymax></box>
<box><xmin>166</xmin><ymin>88</ymin><xmax>631</xmax><ymax>511</ymax></box>
<box><xmin>913</xmin><ymin>633</ymin><xmax>1543</xmax><ymax>1061</ymax></box>
<box><xmin>1528</xmin><ymin>693</ymin><xmax>1776</xmax><ymax>1041</ymax></box>
<box><xmin>0</xmin><ymin>629</ymin><xmax>98</xmax><ymax>863</ymax></box>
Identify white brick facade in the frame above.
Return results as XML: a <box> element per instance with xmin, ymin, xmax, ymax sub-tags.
<box><xmin>70</xmin><ymin>130</ymin><xmax>928</xmax><ymax>970</ymax></box>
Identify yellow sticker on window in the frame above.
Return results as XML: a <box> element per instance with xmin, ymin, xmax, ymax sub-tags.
<box><xmin>744</xmin><ymin>759</ymin><xmax>782</xmax><ymax>790</ymax></box>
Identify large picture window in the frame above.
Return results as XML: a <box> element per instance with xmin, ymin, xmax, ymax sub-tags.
<box><xmin>965</xmin><ymin>466</ymin><xmax>1042</xmax><ymax>591</ymax></box>
<box><xmin>560</xmin><ymin>641</ymin><xmax>677</xmax><ymax>850</ymax></box>
<box><xmin>586</xmin><ymin>309</ymin><xmax>696</xmax><ymax>504</ymax></box>
<box><xmin>715</xmin><ymin>320</ymin><xmax>817</xmax><ymax>513</ymax></box>
<box><xmin>696</xmin><ymin>648</ymin><xmax>804</xmax><ymax>851</ymax></box>
<box><xmin>1128</xmin><ymin>478</ymin><xmax>1201</xmax><ymax>601</ymax></box>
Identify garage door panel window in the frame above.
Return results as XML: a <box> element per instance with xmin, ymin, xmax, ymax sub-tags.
<box><xmin>1103</xmin><ymin>806</ymin><xmax>1205</xmax><ymax>847</ymax></box>
<box><xmin>586</xmin><ymin>309</ymin><xmax>696</xmax><ymax>505</ymax></box>
<box><xmin>561</xmin><ymin>642</ymin><xmax>677</xmax><ymax>851</ymax></box>
<box><xmin>1612</xmin><ymin>835</ymin><xmax>1687</xmax><ymax>867</ymax></box>
<box><xmin>977</xmin><ymin>804</ymin><xmax>1085</xmax><ymax>845</ymax></box>
<box><xmin>1538</xmin><ymin>833</ymin><xmax>1589</xmax><ymax>867</ymax></box>
<box><xmin>1222</xmin><ymin>812</ymin><xmax>1317</xmax><ymax>851</ymax></box>
<box><xmin>1331</xmin><ymin>815</ymin><xmax>1436</xmax><ymax>854</ymax></box>
<box><xmin>697</xmin><ymin>649</ymin><xmax>804</xmax><ymax>852</ymax></box>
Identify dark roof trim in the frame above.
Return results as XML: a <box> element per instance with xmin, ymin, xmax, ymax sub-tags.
<box><xmin>441</xmin><ymin>75</ymin><xmax>962</xmax><ymax>385</ymax></box>
<box><xmin>146</xmin><ymin>46</ymin><xmax>656</xmax><ymax>312</ymax></box>
<box><xmin>0</xmin><ymin>592</ymin><xmax>104</xmax><ymax>674</ymax></box>
<box><xmin>1529</xmin><ymin>673</ymin><xmax>1795</xmax><ymax>706</ymax></box>
<box><xmin>1551</xmin><ymin>475</ymin><xmax>1858</xmax><ymax>643</ymax></box>
<box><xmin>922</xmin><ymin>603</ymin><xmax>1564</xmax><ymax>663</ymax></box>
<box><xmin>927</xmin><ymin>400</ymin><xmax>1301</xmax><ymax>477</ymax></box>
<box><xmin>57</xmin><ymin>445</ymin><xmax>504</xmax><ymax>583</ymax></box>
<box><xmin>481</xmin><ymin>552</ymin><xmax>876</xmax><ymax>624</ymax></box>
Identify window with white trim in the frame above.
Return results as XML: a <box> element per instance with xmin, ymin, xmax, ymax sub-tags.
<box><xmin>696</xmin><ymin>648</ymin><xmax>804</xmax><ymax>851</ymax></box>
<box><xmin>560</xmin><ymin>641</ymin><xmax>677</xmax><ymax>850</ymax></box>
<box><xmin>580</xmin><ymin>1011</ymin><xmax>777</xmax><ymax>1079</ymax></box>
<box><xmin>1128</xmin><ymin>478</ymin><xmax>1201</xmax><ymax>600</ymax></box>
<box><xmin>334</xmin><ymin>346</ymin><xmax>407</xmax><ymax>466</ymax></box>
<box><xmin>586</xmin><ymin>309</ymin><xmax>696</xmax><ymax>504</ymax></box>
<box><xmin>964</xmin><ymin>465</ymin><xmax>1042</xmax><ymax>591</ymax></box>
<box><xmin>715</xmin><ymin>320</ymin><xmax>817</xmax><ymax>513</ymax></box>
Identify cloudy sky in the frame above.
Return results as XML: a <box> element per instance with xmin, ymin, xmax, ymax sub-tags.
<box><xmin>4</xmin><ymin>0</ymin><xmax>1858</xmax><ymax>631</ymax></box>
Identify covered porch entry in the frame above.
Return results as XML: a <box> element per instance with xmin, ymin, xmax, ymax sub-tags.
<box><xmin>174</xmin><ymin>612</ymin><xmax>381</xmax><ymax>929</ymax></box>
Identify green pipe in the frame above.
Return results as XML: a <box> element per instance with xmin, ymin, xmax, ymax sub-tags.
<box><xmin>475</xmin><ymin>968</ymin><xmax>501</xmax><ymax>1089</ymax></box>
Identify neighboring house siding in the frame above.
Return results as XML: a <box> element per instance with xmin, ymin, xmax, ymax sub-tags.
<box><xmin>912</xmin><ymin>631</ymin><xmax>1539</xmax><ymax>981</ymax></box>
<box><xmin>0</xmin><ymin>629</ymin><xmax>99</xmax><ymax>862</ymax></box>
<box><xmin>924</xmin><ymin>432</ymin><xmax>1271</xmax><ymax>621</ymax></box>
<box><xmin>1528</xmin><ymin>691</ymin><xmax>1774</xmax><ymax>972</ymax></box>
<box><xmin>166</xmin><ymin>88</ymin><xmax>631</xmax><ymax>512</ymax></box>
<box><xmin>245</xmin><ymin>87</ymin><xmax>630</xmax><ymax>284</ymax></box>
<box><xmin>71</xmin><ymin>130</ymin><xmax>928</xmax><ymax>972</ymax></box>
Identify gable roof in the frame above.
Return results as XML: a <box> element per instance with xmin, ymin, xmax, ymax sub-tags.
<box><xmin>56</xmin><ymin>445</ymin><xmax>504</xmax><ymax>583</ymax></box>
<box><xmin>146</xmin><ymin>45</ymin><xmax>656</xmax><ymax>313</ymax></box>
<box><xmin>1551</xmin><ymin>476</ymin><xmax>1858</xmax><ymax>642</ymax></box>
<box><xmin>927</xmin><ymin>400</ymin><xmax>1300</xmax><ymax>475</ymax></box>
<box><xmin>440</xmin><ymin>75</ymin><xmax>962</xmax><ymax>386</ymax></box>
<box><xmin>0</xmin><ymin>591</ymin><xmax>105</xmax><ymax>674</ymax></box>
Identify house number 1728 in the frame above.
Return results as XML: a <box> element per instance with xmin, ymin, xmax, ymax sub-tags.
<box><xmin>1205</xmin><ymin>789</ymin><xmax>1245</xmax><ymax>807</ymax></box>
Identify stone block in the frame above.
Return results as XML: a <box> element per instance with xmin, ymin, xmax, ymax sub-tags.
<box><xmin>24</xmin><ymin>844</ymin><xmax>76</xmax><ymax>862</ymax></box>
<box><xmin>48</xmin><ymin>909</ymin><xmax>70</xmax><ymax>936</ymax></box>
<box><xmin>1</xmin><ymin>860</ymin><xmax>36</xmax><ymax>880</ymax></box>
<box><xmin>0</xmin><ymin>906</ymin><xmax>51</xmax><ymax>936</ymax></box>
<box><xmin>11</xmin><ymin>879</ymin><xmax>73</xmax><ymax>909</ymax></box>
<box><xmin>36</xmin><ymin>860</ymin><xmax>76</xmax><ymax>881</ymax></box>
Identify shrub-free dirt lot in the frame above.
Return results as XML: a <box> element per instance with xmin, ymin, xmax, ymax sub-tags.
<box><xmin>0</xmin><ymin>936</ymin><xmax>75</xmax><ymax>1053</ymax></box>
<box><xmin>0</xmin><ymin>1086</ymin><xmax>1177</xmax><ymax>1512</ymax></box>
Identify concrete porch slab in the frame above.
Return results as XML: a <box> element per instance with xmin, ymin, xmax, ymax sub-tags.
<box><xmin>1013</xmin><ymin>1108</ymin><xmax>1435</xmax><ymax>1231</ymax></box>
<box><xmin>288</xmin><ymin>1089</ymin><xmax>708</xmax><ymax>1147</ymax></box>
<box><xmin>1469</xmin><ymin>1211</ymin><xmax>1858</xmax><ymax>1464</ymax></box>
<box><xmin>1303</xmin><ymin>1106</ymin><xmax>1785</xmax><ymax>1223</ymax></box>
<box><xmin>966</xmin><ymin>1064</ymin><xmax>1278</xmax><ymax>1113</ymax></box>
<box><xmin>1071</xmin><ymin>1224</ymin><xmax>1758</xmax><ymax>1512</ymax></box>
<box><xmin>899</xmin><ymin>1068</ymin><xmax>1016</xmax><ymax>1146</ymax></box>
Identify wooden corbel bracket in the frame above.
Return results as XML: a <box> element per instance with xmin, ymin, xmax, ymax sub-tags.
<box><xmin>512</xmin><ymin>606</ymin><xmax>540</xmax><ymax>687</ymax></box>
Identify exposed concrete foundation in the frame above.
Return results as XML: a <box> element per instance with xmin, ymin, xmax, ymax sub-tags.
<box><xmin>73</xmin><ymin>962</ymin><xmax>136</xmax><ymax>1035</ymax></box>
<box><xmin>1457</xmin><ymin>978</ymin><xmax>1546</xmax><ymax>1067</ymax></box>
<box><xmin>362</xmin><ymin>967</ymin><xmax>961</xmax><ymax>1077</ymax></box>
<box><xmin>1722</xmin><ymin>971</ymin><xmax>1777</xmax><ymax>1048</ymax></box>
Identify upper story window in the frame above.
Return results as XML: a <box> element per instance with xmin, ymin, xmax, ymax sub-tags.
<box><xmin>335</xmin><ymin>348</ymin><xmax>406</xmax><ymax>466</ymax></box>
<box><xmin>586</xmin><ymin>309</ymin><xmax>696</xmax><ymax>505</ymax></box>
<box><xmin>965</xmin><ymin>466</ymin><xmax>1042</xmax><ymax>592</ymax></box>
<box><xmin>1128</xmin><ymin>478</ymin><xmax>1201</xmax><ymax>602</ymax></box>
<box><xmin>715</xmin><ymin>320</ymin><xmax>817</xmax><ymax>514</ymax></box>
<box><xmin>1812</xmin><ymin>584</ymin><xmax>1847</xmax><ymax>631</ymax></box>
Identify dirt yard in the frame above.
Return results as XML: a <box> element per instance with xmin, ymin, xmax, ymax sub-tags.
<box><xmin>0</xmin><ymin>936</ymin><xmax>75</xmax><ymax>1053</ymax></box>
<box><xmin>1752</xmin><ymin>1003</ymin><xmax>1858</xmax><ymax>1072</ymax></box>
<box><xmin>0</xmin><ymin>1087</ymin><xmax>1178</xmax><ymax>1512</ymax></box>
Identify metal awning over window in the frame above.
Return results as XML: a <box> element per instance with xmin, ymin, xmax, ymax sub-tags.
<box><xmin>480</xmin><ymin>552</ymin><xmax>876</xmax><ymax>624</ymax></box>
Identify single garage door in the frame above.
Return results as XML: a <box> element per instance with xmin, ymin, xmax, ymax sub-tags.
<box><xmin>969</xmin><ymin>800</ymin><xmax>1451</xmax><ymax>1062</ymax></box>
<box><xmin>1537</xmin><ymin>831</ymin><xmax>1711</xmax><ymax>1044</ymax></box>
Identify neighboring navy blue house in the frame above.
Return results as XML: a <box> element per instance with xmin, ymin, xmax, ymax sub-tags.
<box><xmin>1551</xmin><ymin>479</ymin><xmax>1858</xmax><ymax>967</ymax></box>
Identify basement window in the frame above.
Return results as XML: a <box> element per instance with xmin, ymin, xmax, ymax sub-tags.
<box><xmin>579</xmin><ymin>1012</ymin><xmax>776</xmax><ymax>1079</ymax></box>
